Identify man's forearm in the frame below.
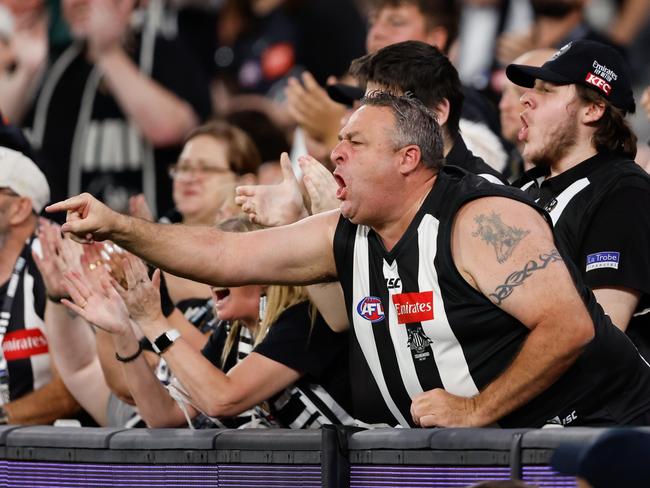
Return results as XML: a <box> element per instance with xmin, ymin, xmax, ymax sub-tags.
<box><xmin>473</xmin><ymin>317</ymin><xmax>592</xmax><ymax>425</ymax></box>
<box><xmin>5</xmin><ymin>375</ymin><xmax>80</xmax><ymax>425</ymax></box>
<box><xmin>111</xmin><ymin>216</ymin><xmax>239</xmax><ymax>287</ymax></box>
<box><xmin>96</xmin><ymin>47</ymin><xmax>197</xmax><ymax>146</ymax></box>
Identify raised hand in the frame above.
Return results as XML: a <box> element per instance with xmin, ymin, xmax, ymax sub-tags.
<box><xmin>299</xmin><ymin>155</ymin><xmax>339</xmax><ymax>215</ymax></box>
<box><xmin>12</xmin><ymin>11</ymin><xmax>48</xmax><ymax>74</ymax></box>
<box><xmin>286</xmin><ymin>71</ymin><xmax>346</xmax><ymax>149</ymax></box>
<box><xmin>112</xmin><ymin>253</ymin><xmax>164</xmax><ymax>325</ymax></box>
<box><xmin>128</xmin><ymin>194</ymin><xmax>154</xmax><ymax>222</ymax></box>
<box><xmin>86</xmin><ymin>0</ymin><xmax>131</xmax><ymax>61</ymax></box>
<box><xmin>46</xmin><ymin>193</ymin><xmax>122</xmax><ymax>244</ymax></box>
<box><xmin>32</xmin><ymin>219</ymin><xmax>84</xmax><ymax>300</ymax></box>
<box><xmin>235</xmin><ymin>152</ymin><xmax>309</xmax><ymax>227</ymax></box>
<box><xmin>61</xmin><ymin>267</ymin><xmax>130</xmax><ymax>336</ymax></box>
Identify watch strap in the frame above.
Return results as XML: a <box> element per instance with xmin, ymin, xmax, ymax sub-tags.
<box><xmin>151</xmin><ymin>329</ymin><xmax>181</xmax><ymax>355</ymax></box>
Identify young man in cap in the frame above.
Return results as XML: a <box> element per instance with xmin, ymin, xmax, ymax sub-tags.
<box><xmin>49</xmin><ymin>93</ymin><xmax>650</xmax><ymax>428</ymax></box>
<box><xmin>507</xmin><ymin>39</ymin><xmax>650</xmax><ymax>356</ymax></box>
<box><xmin>0</xmin><ymin>147</ymin><xmax>80</xmax><ymax>424</ymax></box>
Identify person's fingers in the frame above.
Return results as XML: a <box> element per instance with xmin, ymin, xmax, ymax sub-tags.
<box><xmin>130</xmin><ymin>254</ymin><xmax>148</xmax><ymax>281</ymax></box>
<box><xmin>235</xmin><ymin>185</ymin><xmax>257</xmax><ymax>197</ymax></box>
<box><xmin>121</xmin><ymin>253</ymin><xmax>137</xmax><ymax>289</ymax></box>
<box><xmin>46</xmin><ymin>193</ymin><xmax>93</xmax><ymax>215</ymax></box>
<box><xmin>62</xmin><ymin>275</ymin><xmax>87</xmax><ymax>307</ymax></box>
<box><xmin>67</xmin><ymin>270</ymin><xmax>92</xmax><ymax>298</ymax></box>
<box><xmin>301</xmin><ymin>71</ymin><xmax>326</xmax><ymax>99</ymax></box>
<box><xmin>151</xmin><ymin>269</ymin><xmax>161</xmax><ymax>290</ymax></box>
<box><xmin>60</xmin><ymin>298</ymin><xmax>85</xmax><ymax>317</ymax></box>
<box><xmin>303</xmin><ymin>174</ymin><xmax>319</xmax><ymax>205</ymax></box>
<box><xmin>279</xmin><ymin>152</ymin><xmax>297</xmax><ymax>183</ymax></box>
<box><xmin>109</xmin><ymin>275</ymin><xmax>127</xmax><ymax>297</ymax></box>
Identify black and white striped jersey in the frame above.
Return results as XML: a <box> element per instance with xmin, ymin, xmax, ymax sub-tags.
<box><xmin>0</xmin><ymin>237</ymin><xmax>52</xmax><ymax>401</ymax></box>
<box><xmin>334</xmin><ymin>165</ymin><xmax>650</xmax><ymax>428</ymax></box>
<box><xmin>254</xmin><ymin>301</ymin><xmax>354</xmax><ymax>429</ymax></box>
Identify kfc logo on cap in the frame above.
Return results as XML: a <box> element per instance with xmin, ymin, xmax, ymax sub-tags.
<box><xmin>392</xmin><ymin>291</ymin><xmax>434</xmax><ymax>324</ymax></box>
<box><xmin>585</xmin><ymin>72</ymin><xmax>611</xmax><ymax>95</ymax></box>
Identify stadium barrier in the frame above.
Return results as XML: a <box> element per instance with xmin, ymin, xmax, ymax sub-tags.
<box><xmin>0</xmin><ymin>425</ymin><xmax>621</xmax><ymax>487</ymax></box>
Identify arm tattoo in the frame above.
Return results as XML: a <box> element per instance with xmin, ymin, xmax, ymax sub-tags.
<box><xmin>472</xmin><ymin>212</ymin><xmax>530</xmax><ymax>263</ymax></box>
<box><xmin>489</xmin><ymin>250</ymin><xmax>563</xmax><ymax>305</ymax></box>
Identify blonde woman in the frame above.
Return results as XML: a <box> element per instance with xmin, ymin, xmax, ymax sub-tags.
<box><xmin>62</xmin><ymin>218</ymin><xmax>354</xmax><ymax>428</ymax></box>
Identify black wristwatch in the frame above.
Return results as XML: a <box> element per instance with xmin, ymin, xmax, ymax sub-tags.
<box><xmin>151</xmin><ymin>329</ymin><xmax>181</xmax><ymax>355</ymax></box>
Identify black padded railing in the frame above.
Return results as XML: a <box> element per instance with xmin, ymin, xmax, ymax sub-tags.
<box><xmin>0</xmin><ymin>425</ymin><xmax>624</xmax><ymax>487</ymax></box>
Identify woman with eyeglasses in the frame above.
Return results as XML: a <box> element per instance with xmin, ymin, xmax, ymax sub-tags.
<box><xmin>156</xmin><ymin>121</ymin><xmax>261</xmax><ymax>307</ymax></box>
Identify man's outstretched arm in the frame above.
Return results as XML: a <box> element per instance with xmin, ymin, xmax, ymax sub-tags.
<box><xmin>46</xmin><ymin>194</ymin><xmax>340</xmax><ymax>287</ymax></box>
<box><xmin>411</xmin><ymin>197</ymin><xmax>595</xmax><ymax>427</ymax></box>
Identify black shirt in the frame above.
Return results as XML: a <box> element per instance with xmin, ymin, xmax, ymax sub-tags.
<box><xmin>515</xmin><ymin>153</ymin><xmax>650</xmax><ymax>358</ymax></box>
<box><xmin>254</xmin><ymin>301</ymin><xmax>353</xmax><ymax>427</ymax></box>
<box><xmin>334</xmin><ymin>165</ymin><xmax>650</xmax><ymax>428</ymax></box>
<box><xmin>446</xmin><ymin>137</ymin><xmax>508</xmax><ymax>185</ymax></box>
<box><xmin>25</xmin><ymin>36</ymin><xmax>211</xmax><ymax>218</ymax></box>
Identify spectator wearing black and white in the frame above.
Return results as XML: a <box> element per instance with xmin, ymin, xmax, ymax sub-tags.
<box><xmin>350</xmin><ymin>41</ymin><xmax>508</xmax><ymax>184</ymax></box>
<box><xmin>508</xmin><ymin>40</ymin><xmax>650</xmax><ymax>357</ymax></box>
<box><xmin>0</xmin><ymin>146</ymin><xmax>80</xmax><ymax>424</ymax></box>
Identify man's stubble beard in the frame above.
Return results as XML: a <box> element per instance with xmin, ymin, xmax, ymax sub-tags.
<box><xmin>528</xmin><ymin>109</ymin><xmax>579</xmax><ymax>169</ymax></box>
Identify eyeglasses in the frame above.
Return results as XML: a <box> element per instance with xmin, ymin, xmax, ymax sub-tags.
<box><xmin>168</xmin><ymin>162</ymin><xmax>234</xmax><ymax>179</ymax></box>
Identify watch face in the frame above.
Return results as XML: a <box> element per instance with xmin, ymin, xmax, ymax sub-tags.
<box><xmin>154</xmin><ymin>329</ymin><xmax>181</xmax><ymax>354</ymax></box>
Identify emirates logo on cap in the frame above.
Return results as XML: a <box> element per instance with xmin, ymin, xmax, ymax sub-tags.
<box><xmin>585</xmin><ymin>72</ymin><xmax>611</xmax><ymax>95</ymax></box>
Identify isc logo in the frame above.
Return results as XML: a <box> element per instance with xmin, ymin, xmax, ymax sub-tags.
<box><xmin>357</xmin><ymin>296</ymin><xmax>385</xmax><ymax>323</ymax></box>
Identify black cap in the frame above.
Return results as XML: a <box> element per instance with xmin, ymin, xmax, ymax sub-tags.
<box><xmin>327</xmin><ymin>83</ymin><xmax>365</xmax><ymax>107</ymax></box>
<box><xmin>551</xmin><ymin>429</ymin><xmax>650</xmax><ymax>487</ymax></box>
<box><xmin>506</xmin><ymin>40</ymin><xmax>635</xmax><ymax>113</ymax></box>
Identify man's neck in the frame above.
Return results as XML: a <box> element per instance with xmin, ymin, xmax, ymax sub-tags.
<box><xmin>373</xmin><ymin>173</ymin><xmax>437</xmax><ymax>252</ymax></box>
<box><xmin>0</xmin><ymin>224</ymin><xmax>35</xmax><ymax>285</ymax></box>
<box><xmin>549</xmin><ymin>144</ymin><xmax>598</xmax><ymax>178</ymax></box>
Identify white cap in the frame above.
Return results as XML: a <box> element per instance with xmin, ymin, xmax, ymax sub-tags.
<box><xmin>0</xmin><ymin>147</ymin><xmax>50</xmax><ymax>213</ymax></box>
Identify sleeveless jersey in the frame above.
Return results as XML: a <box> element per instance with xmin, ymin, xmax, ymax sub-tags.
<box><xmin>334</xmin><ymin>166</ymin><xmax>650</xmax><ymax>428</ymax></box>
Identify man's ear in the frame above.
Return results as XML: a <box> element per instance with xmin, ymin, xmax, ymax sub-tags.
<box><xmin>434</xmin><ymin>98</ymin><xmax>451</xmax><ymax>126</ymax></box>
<box><xmin>398</xmin><ymin>145</ymin><xmax>422</xmax><ymax>175</ymax></box>
<box><xmin>8</xmin><ymin>197</ymin><xmax>34</xmax><ymax>226</ymax></box>
<box><xmin>581</xmin><ymin>101</ymin><xmax>606</xmax><ymax>124</ymax></box>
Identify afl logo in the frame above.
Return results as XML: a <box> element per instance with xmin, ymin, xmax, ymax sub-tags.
<box><xmin>357</xmin><ymin>296</ymin><xmax>385</xmax><ymax>323</ymax></box>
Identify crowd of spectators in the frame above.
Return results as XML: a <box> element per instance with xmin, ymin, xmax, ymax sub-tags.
<box><xmin>1</xmin><ymin>0</ymin><xmax>650</xmax><ymax>483</ymax></box>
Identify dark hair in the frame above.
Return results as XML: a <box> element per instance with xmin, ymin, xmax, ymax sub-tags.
<box><xmin>365</xmin><ymin>0</ymin><xmax>460</xmax><ymax>53</ymax></box>
<box><xmin>361</xmin><ymin>91</ymin><xmax>444</xmax><ymax>171</ymax></box>
<box><xmin>350</xmin><ymin>40</ymin><xmax>463</xmax><ymax>140</ymax></box>
<box><xmin>184</xmin><ymin>120</ymin><xmax>262</xmax><ymax>176</ymax></box>
<box><xmin>225</xmin><ymin>110</ymin><xmax>290</xmax><ymax>163</ymax></box>
<box><xmin>575</xmin><ymin>85</ymin><xmax>637</xmax><ymax>159</ymax></box>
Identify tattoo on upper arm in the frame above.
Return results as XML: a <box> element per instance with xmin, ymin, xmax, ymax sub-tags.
<box><xmin>489</xmin><ymin>250</ymin><xmax>562</xmax><ymax>305</ymax></box>
<box><xmin>472</xmin><ymin>212</ymin><xmax>530</xmax><ymax>263</ymax></box>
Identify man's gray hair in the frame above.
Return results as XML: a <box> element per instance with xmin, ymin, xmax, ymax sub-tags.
<box><xmin>360</xmin><ymin>91</ymin><xmax>445</xmax><ymax>171</ymax></box>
